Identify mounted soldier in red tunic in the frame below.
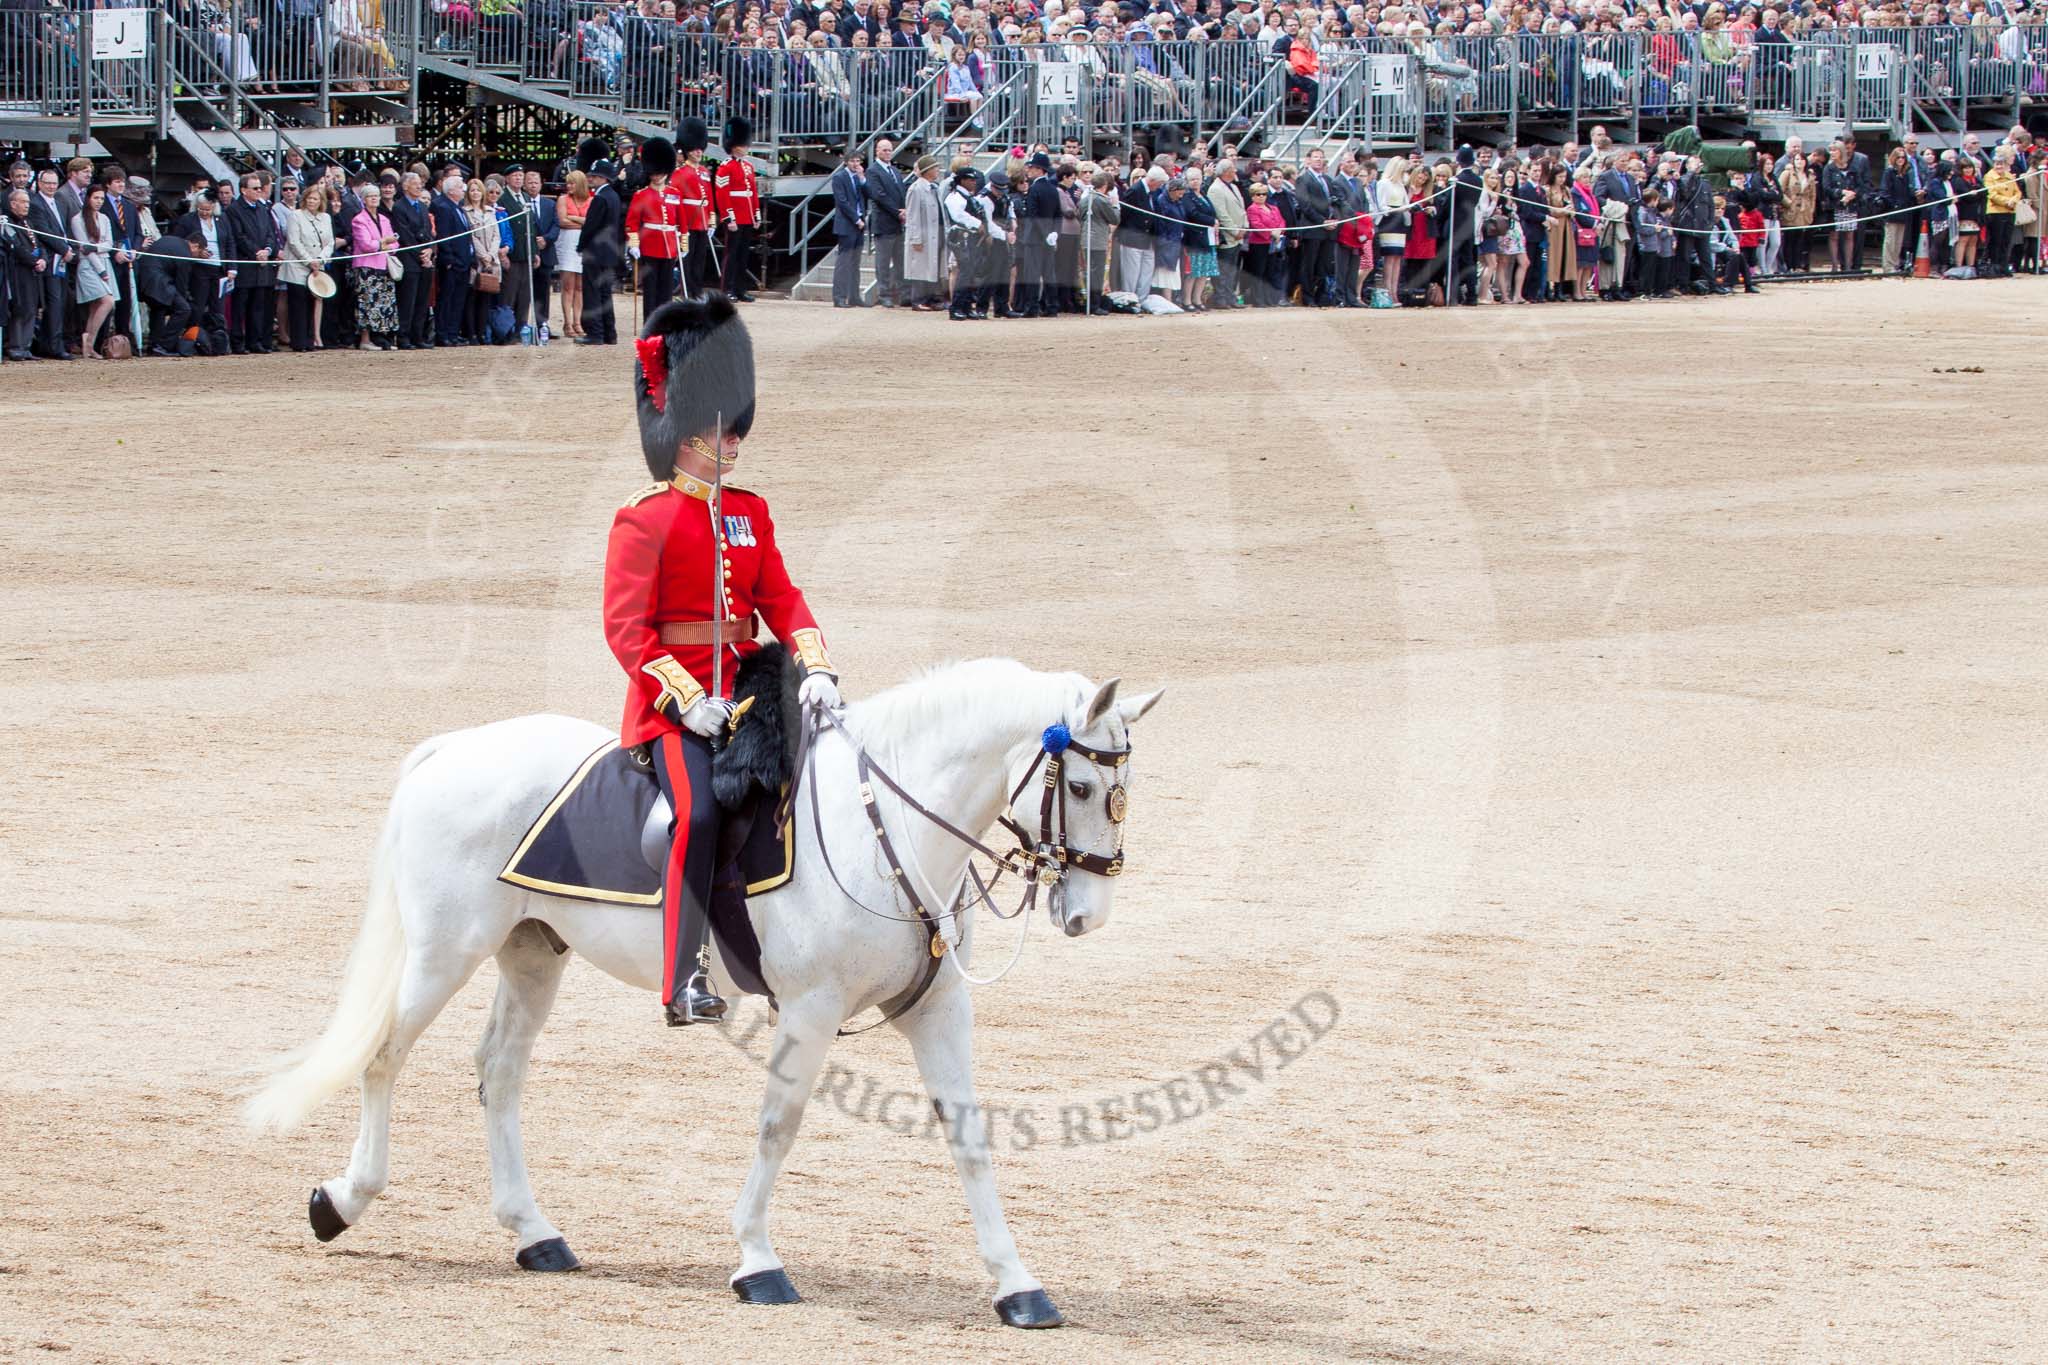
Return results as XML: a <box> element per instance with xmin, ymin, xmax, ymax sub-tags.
<box><xmin>604</xmin><ymin>293</ymin><xmax>840</xmax><ymax>1026</ymax></box>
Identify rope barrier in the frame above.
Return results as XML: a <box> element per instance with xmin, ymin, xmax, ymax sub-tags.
<box><xmin>1055</xmin><ymin>160</ymin><xmax>2045</xmax><ymax>239</ymax></box>
<box><xmin>1</xmin><ymin>199</ymin><xmax>537</xmax><ymax>268</ymax></box>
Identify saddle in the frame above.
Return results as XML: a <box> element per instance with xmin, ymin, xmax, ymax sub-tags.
<box><xmin>497</xmin><ymin>646</ymin><xmax>802</xmax><ymax>999</ymax></box>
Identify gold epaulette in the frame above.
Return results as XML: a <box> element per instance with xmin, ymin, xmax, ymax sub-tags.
<box><xmin>624</xmin><ymin>482</ymin><xmax>671</xmax><ymax>509</ymax></box>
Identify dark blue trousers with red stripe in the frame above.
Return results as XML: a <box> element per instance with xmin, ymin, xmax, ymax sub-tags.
<box><xmin>650</xmin><ymin>730</ymin><xmax>720</xmax><ymax>1006</ymax></box>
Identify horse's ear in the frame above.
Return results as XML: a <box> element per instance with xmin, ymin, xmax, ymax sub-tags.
<box><xmin>1117</xmin><ymin>687</ymin><xmax>1165</xmax><ymax>725</ymax></box>
<box><xmin>1083</xmin><ymin>677</ymin><xmax>1120</xmax><ymax>727</ymax></box>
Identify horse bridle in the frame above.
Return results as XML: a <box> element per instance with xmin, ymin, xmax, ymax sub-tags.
<box><xmin>994</xmin><ymin>722</ymin><xmax>1130</xmax><ymax>931</ymax></box>
<box><xmin>790</xmin><ymin>710</ymin><xmax>1132</xmax><ymax>1033</ymax></box>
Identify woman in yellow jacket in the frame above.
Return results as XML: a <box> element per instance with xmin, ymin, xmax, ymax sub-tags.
<box><xmin>1983</xmin><ymin>147</ymin><xmax>2022</xmax><ymax>279</ymax></box>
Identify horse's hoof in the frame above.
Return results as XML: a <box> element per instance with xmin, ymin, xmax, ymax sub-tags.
<box><xmin>731</xmin><ymin>1267</ymin><xmax>801</xmax><ymax>1304</ymax></box>
<box><xmin>516</xmin><ymin>1237</ymin><xmax>583</xmax><ymax>1272</ymax></box>
<box><xmin>994</xmin><ymin>1288</ymin><xmax>1064</xmax><ymax>1328</ymax></box>
<box><xmin>308</xmin><ymin>1187</ymin><xmax>350</xmax><ymax>1243</ymax></box>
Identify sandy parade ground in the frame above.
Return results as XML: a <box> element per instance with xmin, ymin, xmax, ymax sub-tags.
<box><xmin>1</xmin><ymin>282</ymin><xmax>2044</xmax><ymax>1362</ymax></box>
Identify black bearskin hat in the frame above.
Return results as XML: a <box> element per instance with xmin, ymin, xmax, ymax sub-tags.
<box><xmin>723</xmin><ymin>116</ymin><xmax>753</xmax><ymax>152</ymax></box>
<box><xmin>641</xmin><ymin>135</ymin><xmax>676</xmax><ymax>180</ymax></box>
<box><xmin>575</xmin><ymin>136</ymin><xmax>609</xmax><ymax>174</ymax></box>
<box><xmin>677</xmin><ymin>116</ymin><xmax>710</xmax><ymax>156</ymax></box>
<box><xmin>635</xmin><ymin>294</ymin><xmax>755</xmax><ymax>482</ymax></box>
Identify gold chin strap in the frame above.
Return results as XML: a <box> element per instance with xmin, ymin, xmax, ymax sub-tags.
<box><xmin>689</xmin><ymin>436</ymin><xmax>737</xmax><ymax>469</ymax></box>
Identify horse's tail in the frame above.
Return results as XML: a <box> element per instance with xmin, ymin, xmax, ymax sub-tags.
<box><xmin>243</xmin><ymin>735</ymin><xmax>443</xmax><ymax>1134</ymax></box>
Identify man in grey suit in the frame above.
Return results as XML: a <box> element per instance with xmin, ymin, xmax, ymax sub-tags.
<box><xmin>1594</xmin><ymin>153</ymin><xmax>1643</xmax><ymax>300</ymax></box>
<box><xmin>865</xmin><ymin>138</ymin><xmax>906</xmax><ymax>307</ymax></box>
<box><xmin>54</xmin><ymin>157</ymin><xmax>94</xmax><ymax>350</ymax></box>
<box><xmin>54</xmin><ymin>156</ymin><xmax>92</xmax><ymax>232</ymax></box>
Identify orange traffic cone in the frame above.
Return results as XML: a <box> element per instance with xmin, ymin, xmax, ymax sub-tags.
<box><xmin>1914</xmin><ymin>220</ymin><xmax>1932</xmax><ymax>278</ymax></box>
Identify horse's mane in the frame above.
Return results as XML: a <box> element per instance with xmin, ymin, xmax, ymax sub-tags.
<box><xmin>844</xmin><ymin>658</ymin><xmax>1096</xmax><ymax>763</ymax></box>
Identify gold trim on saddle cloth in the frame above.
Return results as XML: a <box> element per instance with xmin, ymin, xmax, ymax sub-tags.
<box><xmin>745</xmin><ymin>793</ymin><xmax>796</xmax><ymax>896</ymax></box>
<box><xmin>496</xmin><ymin>739</ymin><xmax>797</xmax><ymax>904</ymax></box>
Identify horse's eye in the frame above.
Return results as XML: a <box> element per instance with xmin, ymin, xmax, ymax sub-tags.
<box><xmin>1067</xmin><ymin>780</ymin><xmax>1093</xmax><ymax>801</ymax></box>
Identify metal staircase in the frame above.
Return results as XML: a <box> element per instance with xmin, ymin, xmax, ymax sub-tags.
<box><xmin>1262</xmin><ymin>53</ymin><xmax>1377</xmax><ymax>164</ymax></box>
<box><xmin>159</xmin><ymin>21</ymin><xmax>316</xmax><ymax>179</ymax></box>
<box><xmin>787</xmin><ymin>69</ymin><xmax>1031</xmax><ymax>304</ymax></box>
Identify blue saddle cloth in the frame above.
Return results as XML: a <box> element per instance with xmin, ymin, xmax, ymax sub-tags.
<box><xmin>497</xmin><ymin>738</ymin><xmax>793</xmax><ymax>999</ymax></box>
<box><xmin>500</xmin><ymin>741</ymin><xmax>664</xmax><ymax>907</ymax></box>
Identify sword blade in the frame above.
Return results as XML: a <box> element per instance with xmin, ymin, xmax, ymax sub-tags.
<box><xmin>710</xmin><ymin>420</ymin><xmax>726</xmax><ymax>702</ymax></box>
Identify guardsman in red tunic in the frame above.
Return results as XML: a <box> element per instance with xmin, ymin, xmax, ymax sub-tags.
<box><xmin>714</xmin><ymin>117</ymin><xmax>761</xmax><ymax>302</ymax></box>
<box><xmin>625</xmin><ymin>134</ymin><xmax>684</xmax><ymax>313</ymax></box>
<box><xmin>604</xmin><ymin>293</ymin><xmax>840</xmax><ymax>1025</ymax></box>
<box><xmin>673</xmin><ymin>116</ymin><xmax>715</xmax><ymax>297</ymax></box>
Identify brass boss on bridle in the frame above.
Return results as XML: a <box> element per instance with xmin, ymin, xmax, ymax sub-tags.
<box><xmin>998</xmin><ymin>722</ymin><xmax>1132</xmax><ymax>892</ymax></box>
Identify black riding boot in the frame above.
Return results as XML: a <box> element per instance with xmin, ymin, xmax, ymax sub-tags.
<box><xmin>664</xmin><ymin>907</ymin><xmax>727</xmax><ymax>1026</ymax></box>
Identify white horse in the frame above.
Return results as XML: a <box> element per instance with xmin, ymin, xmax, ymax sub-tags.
<box><xmin>246</xmin><ymin>658</ymin><xmax>1162</xmax><ymax>1328</ymax></box>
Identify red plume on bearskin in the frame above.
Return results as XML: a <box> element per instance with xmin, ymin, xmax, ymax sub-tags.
<box><xmin>634</xmin><ymin>293</ymin><xmax>755</xmax><ymax>482</ymax></box>
<box><xmin>635</xmin><ymin>337</ymin><xmax>670</xmax><ymax>413</ymax></box>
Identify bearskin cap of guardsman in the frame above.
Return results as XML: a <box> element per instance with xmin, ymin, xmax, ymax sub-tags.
<box><xmin>635</xmin><ymin>294</ymin><xmax>755</xmax><ymax>482</ymax></box>
<box><xmin>641</xmin><ymin>134</ymin><xmax>677</xmax><ymax>180</ymax></box>
<box><xmin>575</xmin><ymin>136</ymin><xmax>610</xmax><ymax>174</ymax></box>
<box><xmin>677</xmin><ymin>116</ymin><xmax>710</xmax><ymax>156</ymax></box>
<box><xmin>723</xmin><ymin>116</ymin><xmax>753</xmax><ymax>152</ymax></box>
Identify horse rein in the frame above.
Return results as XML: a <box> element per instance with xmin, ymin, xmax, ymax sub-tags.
<box><xmin>785</xmin><ymin>706</ymin><xmax>1132</xmax><ymax>1034</ymax></box>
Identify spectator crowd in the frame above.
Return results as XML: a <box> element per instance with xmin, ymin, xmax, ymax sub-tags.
<box><xmin>828</xmin><ymin>120</ymin><xmax>2044</xmax><ymax>317</ymax></box>
<box><xmin>416</xmin><ymin>0</ymin><xmax>2048</xmax><ymax>144</ymax></box>
<box><xmin>2</xmin><ymin>118</ymin><xmax>2041</xmax><ymax>361</ymax></box>
<box><xmin>0</xmin><ymin>118</ymin><xmax>794</xmax><ymax>359</ymax></box>
<box><xmin>477</xmin><ymin>0</ymin><xmax>2048</xmax><ymax>95</ymax></box>
<box><xmin>0</xmin><ymin>147</ymin><xmax>598</xmax><ymax>361</ymax></box>
<box><xmin>634</xmin><ymin>0</ymin><xmax>2048</xmax><ymax>48</ymax></box>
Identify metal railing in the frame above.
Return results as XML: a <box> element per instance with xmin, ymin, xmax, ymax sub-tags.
<box><xmin>164</xmin><ymin>16</ymin><xmax>317</xmax><ymax>173</ymax></box>
<box><xmin>387</xmin><ymin>17</ymin><xmax>2037</xmax><ymax>162</ymax></box>
<box><xmin>0</xmin><ymin>4</ymin><xmax>81</xmax><ymax>117</ymax></box>
<box><xmin>1196</xmin><ymin>37</ymin><xmax>1274</xmax><ymax>147</ymax></box>
<box><xmin>1263</xmin><ymin>48</ymin><xmax>1374</xmax><ymax>163</ymax></box>
<box><xmin>781</xmin><ymin>60</ymin><xmax>1039</xmax><ymax>283</ymax></box>
<box><xmin>2</xmin><ymin>5</ymin><xmax>158</xmax><ymax>136</ymax></box>
<box><xmin>13</xmin><ymin>10</ymin><xmax>2048</xmax><ymax>173</ymax></box>
<box><xmin>163</xmin><ymin>0</ymin><xmax>372</xmax><ymax>99</ymax></box>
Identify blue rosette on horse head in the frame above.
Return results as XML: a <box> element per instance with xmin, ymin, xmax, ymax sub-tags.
<box><xmin>242</xmin><ymin>287</ymin><xmax>1168</xmax><ymax>1326</ymax></box>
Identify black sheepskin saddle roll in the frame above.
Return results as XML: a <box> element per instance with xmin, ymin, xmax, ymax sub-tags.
<box><xmin>497</xmin><ymin>646</ymin><xmax>802</xmax><ymax>998</ymax></box>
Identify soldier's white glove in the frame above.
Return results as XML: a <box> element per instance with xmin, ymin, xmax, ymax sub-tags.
<box><xmin>798</xmin><ymin>672</ymin><xmax>842</xmax><ymax>711</ymax></box>
<box><xmin>680</xmin><ymin>696</ymin><xmax>734</xmax><ymax>739</ymax></box>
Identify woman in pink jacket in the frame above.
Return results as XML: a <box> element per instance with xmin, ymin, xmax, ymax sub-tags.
<box><xmin>1243</xmin><ymin>181</ymin><xmax>1285</xmax><ymax>306</ymax></box>
<box><xmin>350</xmin><ymin>185</ymin><xmax>401</xmax><ymax>351</ymax></box>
